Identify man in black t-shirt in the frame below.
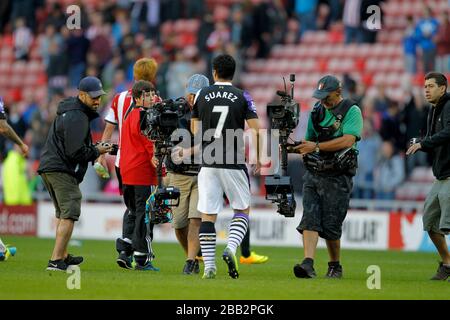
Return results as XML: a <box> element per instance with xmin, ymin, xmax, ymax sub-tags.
<box><xmin>191</xmin><ymin>54</ymin><xmax>261</xmax><ymax>279</ymax></box>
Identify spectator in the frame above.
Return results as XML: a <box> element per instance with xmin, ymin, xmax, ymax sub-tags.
<box><xmin>112</xmin><ymin>8</ymin><xmax>131</xmax><ymax>48</ymax></box>
<box><xmin>166</xmin><ymin>50</ymin><xmax>195</xmax><ymax>99</ymax></box>
<box><xmin>269</xmin><ymin>0</ymin><xmax>289</xmax><ymax>46</ymax></box>
<box><xmin>415</xmin><ymin>6</ymin><xmax>439</xmax><ymax>73</ymax></box>
<box><xmin>29</xmin><ymin>92</ymin><xmax>62</xmax><ymax>160</ymax></box>
<box><xmin>436</xmin><ymin>11</ymin><xmax>450</xmax><ymax>74</ymax></box>
<box><xmin>66</xmin><ymin>29</ymin><xmax>90</xmax><ymax>88</ymax></box>
<box><xmin>284</xmin><ymin>18</ymin><xmax>300</xmax><ymax>44</ymax></box>
<box><xmin>6</xmin><ymin>103</ymin><xmax>27</xmax><ymax>139</ymax></box>
<box><xmin>401</xmin><ymin>91</ymin><xmax>429</xmax><ymax>175</ymax></box>
<box><xmin>328</xmin><ymin>0</ymin><xmax>344</xmax><ymax>23</ymax></box>
<box><xmin>40</xmin><ymin>24</ymin><xmax>64</xmax><ymax>69</ymax></box>
<box><xmin>343</xmin><ymin>74</ymin><xmax>364</xmax><ymax>105</ymax></box>
<box><xmin>239</xmin><ymin>2</ymin><xmax>255</xmax><ymax>51</ymax></box>
<box><xmin>343</xmin><ymin>0</ymin><xmax>362</xmax><ymax>44</ymax></box>
<box><xmin>403</xmin><ymin>16</ymin><xmax>417</xmax><ymax>75</ymax></box>
<box><xmin>253</xmin><ymin>0</ymin><xmax>273</xmax><ymax>58</ymax></box>
<box><xmin>373</xmin><ymin>83</ymin><xmax>391</xmax><ymax>113</ymax></box>
<box><xmin>374</xmin><ymin>141</ymin><xmax>405</xmax><ymax>200</ymax></box>
<box><xmin>13</xmin><ymin>17</ymin><xmax>33</xmax><ymax>61</ymax></box>
<box><xmin>353</xmin><ymin>119</ymin><xmax>382</xmax><ymax>199</ymax></box>
<box><xmin>44</xmin><ymin>2</ymin><xmax>67</xmax><ymax>31</ymax></box>
<box><xmin>316</xmin><ymin>2</ymin><xmax>331</xmax><ymax>31</ymax></box>
<box><xmin>295</xmin><ymin>0</ymin><xmax>318</xmax><ymax>38</ymax></box>
<box><xmin>101</xmin><ymin>51</ymin><xmax>123</xmax><ymax>89</ymax></box>
<box><xmin>229</xmin><ymin>5</ymin><xmax>244</xmax><ymax>47</ymax></box>
<box><xmin>206</xmin><ymin>22</ymin><xmax>230</xmax><ymax>53</ymax></box>
<box><xmin>47</xmin><ymin>40</ymin><xmax>68</xmax><ymax>98</ymax></box>
<box><xmin>359</xmin><ymin>0</ymin><xmax>383</xmax><ymax>44</ymax></box>
<box><xmin>379</xmin><ymin>100</ymin><xmax>406</xmax><ymax>152</ymax></box>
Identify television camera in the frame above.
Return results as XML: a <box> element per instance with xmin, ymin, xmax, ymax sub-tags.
<box><xmin>264</xmin><ymin>74</ymin><xmax>300</xmax><ymax>217</ymax></box>
<box><xmin>140</xmin><ymin>98</ymin><xmax>189</xmax><ymax>224</ymax></box>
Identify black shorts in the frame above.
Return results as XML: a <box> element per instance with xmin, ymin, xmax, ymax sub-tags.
<box><xmin>297</xmin><ymin>171</ymin><xmax>353</xmax><ymax>240</ymax></box>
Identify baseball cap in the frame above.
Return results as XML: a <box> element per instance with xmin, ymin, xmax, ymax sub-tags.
<box><xmin>186</xmin><ymin>74</ymin><xmax>210</xmax><ymax>95</ymax></box>
<box><xmin>312</xmin><ymin>75</ymin><xmax>341</xmax><ymax>99</ymax></box>
<box><xmin>78</xmin><ymin>76</ymin><xmax>106</xmax><ymax>98</ymax></box>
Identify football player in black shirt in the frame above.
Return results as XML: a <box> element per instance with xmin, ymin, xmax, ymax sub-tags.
<box><xmin>191</xmin><ymin>54</ymin><xmax>261</xmax><ymax>279</ymax></box>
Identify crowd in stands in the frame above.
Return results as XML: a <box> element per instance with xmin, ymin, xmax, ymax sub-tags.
<box><xmin>0</xmin><ymin>0</ymin><xmax>448</xmax><ymax>203</ymax></box>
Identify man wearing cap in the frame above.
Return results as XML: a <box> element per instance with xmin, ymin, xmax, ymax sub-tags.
<box><xmin>166</xmin><ymin>74</ymin><xmax>209</xmax><ymax>274</ymax></box>
<box><xmin>291</xmin><ymin>75</ymin><xmax>363</xmax><ymax>279</ymax></box>
<box><xmin>38</xmin><ymin>76</ymin><xmax>113</xmax><ymax>271</ymax></box>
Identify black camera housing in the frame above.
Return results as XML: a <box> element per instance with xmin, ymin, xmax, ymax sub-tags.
<box><xmin>140</xmin><ymin>98</ymin><xmax>189</xmax><ymax>224</ymax></box>
<box><xmin>266</xmin><ymin>99</ymin><xmax>300</xmax><ymax>133</ymax></box>
<box><xmin>148</xmin><ymin>186</ymin><xmax>181</xmax><ymax>224</ymax></box>
<box><xmin>264</xmin><ymin>74</ymin><xmax>300</xmax><ymax>218</ymax></box>
<box><xmin>109</xmin><ymin>143</ymin><xmax>119</xmax><ymax>155</ymax></box>
<box><xmin>265</xmin><ymin>175</ymin><xmax>296</xmax><ymax>217</ymax></box>
<box><xmin>141</xmin><ymin>98</ymin><xmax>188</xmax><ymax>141</ymax></box>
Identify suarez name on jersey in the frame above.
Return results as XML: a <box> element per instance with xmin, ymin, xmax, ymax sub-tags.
<box><xmin>192</xmin><ymin>82</ymin><xmax>258</xmax><ymax>170</ymax></box>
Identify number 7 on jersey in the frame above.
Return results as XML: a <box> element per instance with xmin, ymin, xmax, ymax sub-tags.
<box><xmin>212</xmin><ymin>105</ymin><xmax>229</xmax><ymax>138</ymax></box>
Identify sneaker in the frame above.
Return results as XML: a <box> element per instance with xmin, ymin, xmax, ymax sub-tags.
<box><xmin>182</xmin><ymin>259</ymin><xmax>196</xmax><ymax>275</ymax></box>
<box><xmin>326</xmin><ymin>263</ymin><xmax>343</xmax><ymax>279</ymax></box>
<box><xmin>293</xmin><ymin>260</ymin><xmax>317</xmax><ymax>278</ymax></box>
<box><xmin>193</xmin><ymin>259</ymin><xmax>200</xmax><ymax>274</ymax></box>
<box><xmin>6</xmin><ymin>246</ymin><xmax>16</xmax><ymax>257</ymax></box>
<box><xmin>64</xmin><ymin>254</ymin><xmax>83</xmax><ymax>265</ymax></box>
<box><xmin>46</xmin><ymin>259</ymin><xmax>68</xmax><ymax>271</ymax></box>
<box><xmin>0</xmin><ymin>246</ymin><xmax>16</xmax><ymax>261</ymax></box>
<box><xmin>430</xmin><ymin>262</ymin><xmax>450</xmax><ymax>280</ymax></box>
<box><xmin>202</xmin><ymin>268</ymin><xmax>216</xmax><ymax>279</ymax></box>
<box><xmin>135</xmin><ymin>261</ymin><xmax>160</xmax><ymax>271</ymax></box>
<box><xmin>240</xmin><ymin>251</ymin><xmax>269</xmax><ymax>264</ymax></box>
<box><xmin>117</xmin><ymin>251</ymin><xmax>133</xmax><ymax>270</ymax></box>
<box><xmin>222</xmin><ymin>248</ymin><xmax>239</xmax><ymax>279</ymax></box>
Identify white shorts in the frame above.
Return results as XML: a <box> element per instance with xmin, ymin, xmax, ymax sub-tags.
<box><xmin>197</xmin><ymin>167</ymin><xmax>251</xmax><ymax>214</ymax></box>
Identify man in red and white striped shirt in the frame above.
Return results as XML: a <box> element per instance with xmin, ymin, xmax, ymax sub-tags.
<box><xmin>96</xmin><ymin>58</ymin><xmax>158</xmax><ymax>269</ymax></box>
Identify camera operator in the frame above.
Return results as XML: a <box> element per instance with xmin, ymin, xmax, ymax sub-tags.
<box><xmin>166</xmin><ymin>74</ymin><xmax>209</xmax><ymax>275</ymax></box>
<box><xmin>407</xmin><ymin>72</ymin><xmax>450</xmax><ymax>281</ymax></box>
<box><xmin>290</xmin><ymin>75</ymin><xmax>363</xmax><ymax>279</ymax></box>
<box><xmin>119</xmin><ymin>80</ymin><xmax>160</xmax><ymax>271</ymax></box>
<box><xmin>38</xmin><ymin>76</ymin><xmax>113</xmax><ymax>271</ymax></box>
<box><xmin>96</xmin><ymin>58</ymin><xmax>158</xmax><ymax>269</ymax></box>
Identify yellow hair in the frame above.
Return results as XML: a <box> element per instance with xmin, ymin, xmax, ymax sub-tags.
<box><xmin>133</xmin><ymin>58</ymin><xmax>158</xmax><ymax>82</ymax></box>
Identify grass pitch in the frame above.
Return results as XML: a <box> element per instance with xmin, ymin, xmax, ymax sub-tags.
<box><xmin>0</xmin><ymin>236</ymin><xmax>449</xmax><ymax>300</ymax></box>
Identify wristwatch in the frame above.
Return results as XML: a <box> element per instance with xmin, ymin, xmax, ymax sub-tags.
<box><xmin>315</xmin><ymin>142</ymin><xmax>320</xmax><ymax>153</ymax></box>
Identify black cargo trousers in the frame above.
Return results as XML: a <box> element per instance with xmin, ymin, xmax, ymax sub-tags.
<box><xmin>297</xmin><ymin>170</ymin><xmax>353</xmax><ymax>240</ymax></box>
